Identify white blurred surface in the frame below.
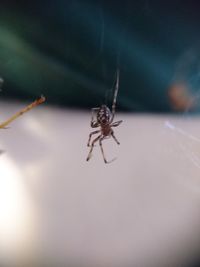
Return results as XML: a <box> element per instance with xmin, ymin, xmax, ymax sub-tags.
<box><xmin>0</xmin><ymin>100</ymin><xmax>200</xmax><ymax>266</ymax></box>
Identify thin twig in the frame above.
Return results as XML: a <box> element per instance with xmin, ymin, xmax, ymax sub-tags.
<box><xmin>0</xmin><ymin>95</ymin><xmax>45</xmax><ymax>129</ymax></box>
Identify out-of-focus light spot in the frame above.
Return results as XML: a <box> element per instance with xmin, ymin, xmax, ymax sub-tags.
<box><xmin>0</xmin><ymin>155</ymin><xmax>35</xmax><ymax>257</ymax></box>
<box><xmin>24</xmin><ymin>162</ymin><xmax>44</xmax><ymax>186</ymax></box>
<box><xmin>168</xmin><ymin>83</ymin><xmax>195</xmax><ymax>111</ymax></box>
<box><xmin>23</xmin><ymin>116</ymin><xmax>48</xmax><ymax>141</ymax></box>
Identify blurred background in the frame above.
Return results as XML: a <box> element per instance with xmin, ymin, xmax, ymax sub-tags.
<box><xmin>1</xmin><ymin>0</ymin><xmax>200</xmax><ymax>266</ymax></box>
<box><xmin>1</xmin><ymin>0</ymin><xmax>200</xmax><ymax>112</ymax></box>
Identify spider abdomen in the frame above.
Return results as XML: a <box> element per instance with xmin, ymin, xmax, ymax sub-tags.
<box><xmin>97</xmin><ymin>105</ymin><xmax>111</xmax><ymax>124</ymax></box>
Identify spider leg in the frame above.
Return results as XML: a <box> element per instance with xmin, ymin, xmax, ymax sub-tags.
<box><xmin>91</xmin><ymin>121</ymin><xmax>99</xmax><ymax>128</ymax></box>
<box><xmin>86</xmin><ymin>134</ymin><xmax>101</xmax><ymax>162</ymax></box>
<box><xmin>99</xmin><ymin>137</ymin><xmax>107</xmax><ymax>163</ymax></box>
<box><xmin>111</xmin><ymin>120</ymin><xmax>123</xmax><ymax>127</ymax></box>
<box><xmin>90</xmin><ymin>108</ymin><xmax>100</xmax><ymax>128</ymax></box>
<box><xmin>99</xmin><ymin>137</ymin><xmax>117</xmax><ymax>164</ymax></box>
<box><xmin>87</xmin><ymin>130</ymin><xmax>101</xmax><ymax>147</ymax></box>
<box><xmin>110</xmin><ymin>69</ymin><xmax>120</xmax><ymax>123</ymax></box>
<box><xmin>111</xmin><ymin>131</ymin><xmax>120</xmax><ymax>145</ymax></box>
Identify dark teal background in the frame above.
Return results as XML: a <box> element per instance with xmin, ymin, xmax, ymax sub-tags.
<box><xmin>0</xmin><ymin>0</ymin><xmax>200</xmax><ymax>111</ymax></box>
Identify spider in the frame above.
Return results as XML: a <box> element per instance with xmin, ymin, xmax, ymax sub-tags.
<box><xmin>86</xmin><ymin>69</ymin><xmax>122</xmax><ymax>163</ymax></box>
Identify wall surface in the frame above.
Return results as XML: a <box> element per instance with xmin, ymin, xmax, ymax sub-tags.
<box><xmin>0</xmin><ymin>101</ymin><xmax>200</xmax><ymax>266</ymax></box>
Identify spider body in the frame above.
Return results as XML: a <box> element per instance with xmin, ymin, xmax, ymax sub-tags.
<box><xmin>101</xmin><ymin>122</ymin><xmax>112</xmax><ymax>136</ymax></box>
<box><xmin>97</xmin><ymin>105</ymin><xmax>111</xmax><ymax>125</ymax></box>
<box><xmin>86</xmin><ymin>70</ymin><xmax>122</xmax><ymax>163</ymax></box>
